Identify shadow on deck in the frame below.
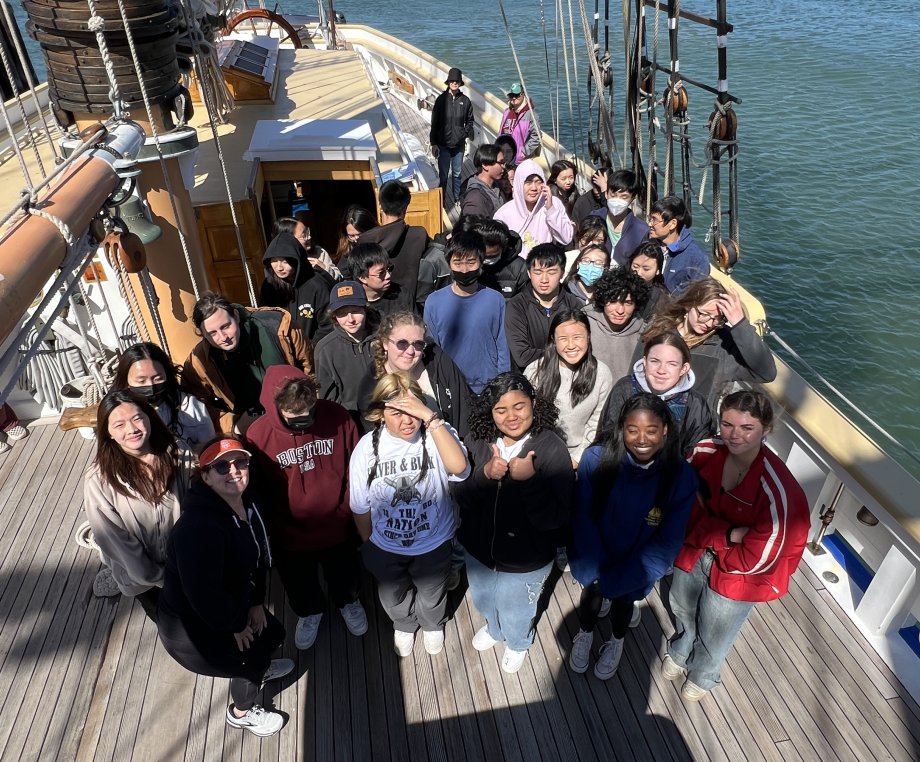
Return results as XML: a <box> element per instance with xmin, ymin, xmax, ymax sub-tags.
<box><xmin>2</xmin><ymin>422</ymin><xmax>920</xmax><ymax>761</ymax></box>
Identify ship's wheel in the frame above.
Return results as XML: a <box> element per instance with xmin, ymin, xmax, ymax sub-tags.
<box><xmin>224</xmin><ymin>9</ymin><xmax>304</xmax><ymax>49</ymax></box>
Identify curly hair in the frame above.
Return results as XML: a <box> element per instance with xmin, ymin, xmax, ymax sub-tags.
<box><xmin>467</xmin><ymin>372</ymin><xmax>559</xmax><ymax>442</ymax></box>
<box><xmin>371</xmin><ymin>311</ymin><xmax>427</xmax><ymax>378</ymax></box>
<box><xmin>592</xmin><ymin>267</ymin><xmax>650</xmax><ymax>313</ymax></box>
<box><xmin>642</xmin><ymin>276</ymin><xmax>728</xmax><ymax>348</ymax></box>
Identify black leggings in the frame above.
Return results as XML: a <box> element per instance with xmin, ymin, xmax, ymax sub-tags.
<box><xmin>157</xmin><ymin>606</ymin><xmax>285</xmax><ymax>710</ymax></box>
<box><xmin>577</xmin><ymin>582</ymin><xmax>634</xmax><ymax>640</ymax></box>
<box><xmin>135</xmin><ymin>587</ymin><xmax>160</xmax><ymax>623</ymax></box>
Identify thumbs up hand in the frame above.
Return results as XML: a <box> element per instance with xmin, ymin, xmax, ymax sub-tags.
<box><xmin>484</xmin><ymin>443</ymin><xmax>509</xmax><ymax>480</ymax></box>
<box><xmin>508</xmin><ymin>450</ymin><xmax>536</xmax><ymax>481</ymax></box>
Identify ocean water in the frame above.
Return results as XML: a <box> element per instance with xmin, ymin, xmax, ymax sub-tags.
<box><xmin>333</xmin><ymin>0</ymin><xmax>920</xmax><ymax>473</ymax></box>
<box><xmin>12</xmin><ymin>2</ymin><xmax>920</xmax><ymax>472</ymax></box>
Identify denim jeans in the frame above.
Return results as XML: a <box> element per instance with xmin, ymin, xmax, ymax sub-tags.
<box><xmin>465</xmin><ymin>552</ymin><xmax>552</xmax><ymax>651</ymax></box>
<box><xmin>668</xmin><ymin>551</ymin><xmax>755</xmax><ymax>691</ymax></box>
<box><xmin>437</xmin><ymin>144</ymin><xmax>465</xmax><ymax>203</ymax></box>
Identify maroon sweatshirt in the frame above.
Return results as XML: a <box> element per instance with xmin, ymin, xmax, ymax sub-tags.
<box><xmin>246</xmin><ymin>365</ymin><xmax>358</xmax><ymax>552</ymax></box>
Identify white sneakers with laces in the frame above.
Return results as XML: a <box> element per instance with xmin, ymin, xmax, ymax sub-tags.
<box><xmin>226</xmin><ymin>704</ymin><xmax>284</xmax><ymax>736</ymax></box>
<box><xmin>568</xmin><ymin>630</ymin><xmax>593</xmax><ymax>674</ymax></box>
<box><xmin>422</xmin><ymin>629</ymin><xmax>444</xmax><ymax>655</ymax></box>
<box><xmin>501</xmin><ymin>647</ymin><xmax>528</xmax><ymax>674</ymax></box>
<box><xmin>471</xmin><ymin>625</ymin><xmax>500</xmax><ymax>651</ymax></box>
<box><xmin>295</xmin><ymin>614</ymin><xmax>323</xmax><ymax>650</ymax></box>
<box><xmin>593</xmin><ymin>636</ymin><xmax>624</xmax><ymax>680</ymax></box>
<box><xmin>340</xmin><ymin>601</ymin><xmax>368</xmax><ymax>635</ymax></box>
<box><xmin>661</xmin><ymin>654</ymin><xmax>687</xmax><ymax>682</ymax></box>
<box><xmin>394</xmin><ymin>629</ymin><xmax>415</xmax><ymax>657</ymax></box>
<box><xmin>5</xmin><ymin>424</ymin><xmax>28</xmax><ymax>441</ymax></box>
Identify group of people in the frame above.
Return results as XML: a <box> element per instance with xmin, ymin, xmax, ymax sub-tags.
<box><xmin>80</xmin><ymin>152</ymin><xmax>811</xmax><ymax>739</ymax></box>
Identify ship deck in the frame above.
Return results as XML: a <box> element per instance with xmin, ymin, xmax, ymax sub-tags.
<box><xmin>0</xmin><ymin>421</ymin><xmax>918</xmax><ymax>761</ymax></box>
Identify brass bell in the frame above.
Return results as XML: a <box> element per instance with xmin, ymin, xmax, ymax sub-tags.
<box><xmin>115</xmin><ymin>196</ymin><xmax>163</xmax><ymax>244</ymax></box>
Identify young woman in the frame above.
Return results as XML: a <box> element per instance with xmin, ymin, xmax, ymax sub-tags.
<box><xmin>453</xmin><ymin>372</ymin><xmax>574</xmax><ymax>674</ymax></box>
<box><xmin>83</xmin><ymin>390</ymin><xmax>184</xmax><ymax>619</ymax></box>
<box><xmin>563</xmin><ymin>244</ymin><xmax>609</xmax><ymax>305</ymax></box>
<box><xmin>568</xmin><ymin>394</ymin><xmax>696</xmax><ymax>679</ymax></box>
<box><xmin>355</xmin><ymin>311</ymin><xmax>472</xmax><ymax>438</ymax></box>
<box><xmin>113</xmin><ymin>342</ymin><xmax>215</xmax><ymax>456</ymax></box>
<box><xmin>628</xmin><ymin>241</ymin><xmax>668</xmax><ymax>319</ymax></box>
<box><xmin>314</xmin><ymin>280</ymin><xmax>379</xmax><ymax>423</ymax></box>
<box><xmin>525</xmin><ymin>310</ymin><xmax>613</xmax><ymax>467</ymax></box>
<box><xmin>349</xmin><ymin>374</ymin><xmax>470</xmax><ymax>657</ymax></box>
<box><xmin>642</xmin><ymin>276</ymin><xmax>777</xmax><ymax>410</ymax></box>
<box><xmin>259</xmin><ymin>227</ymin><xmax>334</xmax><ymax>341</ymax></box>
<box><xmin>157</xmin><ymin>436</ymin><xmax>292</xmax><ymax>737</ymax></box>
<box><xmin>548</xmin><ymin>159</ymin><xmax>580</xmax><ymax>217</ymax></box>
<box><xmin>666</xmin><ymin>390</ymin><xmax>810</xmax><ymax>701</ymax></box>
<box><xmin>334</xmin><ymin>205</ymin><xmax>377</xmax><ymax>265</ymax></box>
<box><xmin>272</xmin><ymin>216</ymin><xmax>341</xmax><ymax>279</ymax></box>
<box><xmin>599</xmin><ymin>331</ymin><xmax>714</xmax><ymax>456</ymax></box>
<box><xmin>493</xmin><ymin>159</ymin><xmax>575</xmax><ymax>257</ymax></box>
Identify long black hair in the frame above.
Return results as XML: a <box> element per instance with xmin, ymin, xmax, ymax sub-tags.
<box><xmin>113</xmin><ymin>342</ymin><xmax>182</xmax><ymax>431</ymax></box>
<box><xmin>531</xmin><ymin>310</ymin><xmax>598</xmax><ymax>408</ymax></box>
<box><xmin>589</xmin><ymin>393</ymin><xmax>681</xmax><ymax>523</ymax></box>
<box><xmin>468</xmin><ymin>372</ymin><xmax>558</xmax><ymax>442</ymax></box>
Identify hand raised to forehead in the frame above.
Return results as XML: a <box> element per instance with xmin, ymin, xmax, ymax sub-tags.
<box><xmin>384</xmin><ymin>394</ymin><xmax>430</xmax><ymax>421</ymax></box>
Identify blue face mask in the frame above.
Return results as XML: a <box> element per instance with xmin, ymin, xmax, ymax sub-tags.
<box><xmin>577</xmin><ymin>262</ymin><xmax>605</xmax><ymax>286</ymax></box>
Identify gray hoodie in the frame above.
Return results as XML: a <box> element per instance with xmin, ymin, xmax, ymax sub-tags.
<box><xmin>585</xmin><ymin>304</ymin><xmax>647</xmax><ymax>383</ymax></box>
<box><xmin>460</xmin><ymin>175</ymin><xmax>503</xmax><ymax>218</ymax></box>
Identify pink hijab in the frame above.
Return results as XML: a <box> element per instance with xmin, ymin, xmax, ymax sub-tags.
<box><xmin>493</xmin><ymin>159</ymin><xmax>575</xmax><ymax>257</ymax></box>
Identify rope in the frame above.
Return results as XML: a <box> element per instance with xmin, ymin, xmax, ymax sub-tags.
<box><xmin>0</xmin><ymin>1</ymin><xmax>60</xmax><ymax>162</ymax></box>
<box><xmin>539</xmin><ymin>0</ymin><xmax>558</xmax><ymax>142</ymax></box>
<box><xmin>645</xmin><ymin>0</ymin><xmax>662</xmax><ymax>215</ymax></box>
<box><xmin>111</xmin><ymin>248</ymin><xmax>152</xmax><ymax>343</ymax></box>
<box><xmin>564</xmin><ymin>0</ymin><xmax>583</xmax><ymax>160</ymax></box>
<box><xmin>496</xmin><ymin>0</ymin><xmax>544</xmax><ymax>148</ymax></box>
<box><xmin>575</xmin><ymin>0</ymin><xmax>619</xmax><ymax>167</ymax></box>
<box><xmin>85</xmin><ymin>6</ymin><xmax>124</xmax><ymax>117</ymax></box>
<box><xmin>108</xmin><ymin>0</ymin><xmax>203</xmax><ymax>300</ymax></box>
<box><xmin>0</xmin><ymin>36</ymin><xmax>46</xmax><ymax>177</ymax></box>
<box><xmin>0</xmin><ymin>91</ymin><xmax>33</xmax><ymax>191</ymax></box>
<box><xmin>765</xmin><ymin>326</ymin><xmax>920</xmax><ymax>469</ymax></box>
<box><xmin>75</xmin><ymin>277</ymin><xmax>111</xmax><ymax>393</ymax></box>
<box><xmin>139</xmin><ymin>269</ymin><xmax>172</xmax><ymax>354</ymax></box>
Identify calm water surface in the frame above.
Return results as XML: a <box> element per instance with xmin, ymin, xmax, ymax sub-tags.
<box><xmin>335</xmin><ymin>0</ymin><xmax>920</xmax><ymax>473</ymax></box>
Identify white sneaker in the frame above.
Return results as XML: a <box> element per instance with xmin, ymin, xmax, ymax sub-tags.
<box><xmin>394</xmin><ymin>629</ymin><xmax>415</xmax><ymax>657</ymax></box>
<box><xmin>0</xmin><ymin>440</ymin><xmax>10</xmax><ymax>455</ymax></box>
<box><xmin>568</xmin><ymin>630</ymin><xmax>592</xmax><ymax>674</ymax></box>
<box><xmin>340</xmin><ymin>601</ymin><xmax>368</xmax><ymax>636</ymax></box>
<box><xmin>471</xmin><ymin>625</ymin><xmax>500</xmax><ymax>651</ymax></box>
<box><xmin>598</xmin><ymin>598</ymin><xmax>612</xmax><ymax>618</ymax></box>
<box><xmin>555</xmin><ymin>547</ymin><xmax>570</xmax><ymax>572</ymax></box>
<box><xmin>261</xmin><ymin>658</ymin><xmax>295</xmax><ymax>684</ymax></box>
<box><xmin>422</xmin><ymin>629</ymin><xmax>444</xmax><ymax>655</ymax></box>
<box><xmin>294</xmin><ymin>613</ymin><xmax>323</xmax><ymax>650</ymax></box>
<box><xmin>661</xmin><ymin>654</ymin><xmax>686</xmax><ymax>682</ymax></box>
<box><xmin>226</xmin><ymin>704</ymin><xmax>284</xmax><ymax>736</ymax></box>
<box><xmin>500</xmin><ymin>647</ymin><xmax>528</xmax><ymax>674</ymax></box>
<box><xmin>5</xmin><ymin>424</ymin><xmax>28</xmax><ymax>441</ymax></box>
<box><xmin>681</xmin><ymin>679</ymin><xmax>709</xmax><ymax>702</ymax></box>
<box><xmin>593</xmin><ymin>636</ymin><xmax>624</xmax><ymax>680</ymax></box>
<box><xmin>629</xmin><ymin>605</ymin><xmax>641</xmax><ymax>628</ymax></box>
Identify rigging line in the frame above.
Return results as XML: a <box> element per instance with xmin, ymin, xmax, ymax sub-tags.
<box><xmin>558</xmin><ymin>0</ymin><xmax>576</xmax><ymax>159</ymax></box>
<box><xmin>0</xmin><ymin>1</ymin><xmax>59</xmax><ymax>161</ymax></box>
<box><xmin>575</xmin><ymin>0</ymin><xmax>619</xmax><ymax>166</ymax></box>
<box><xmin>181</xmin><ymin>0</ymin><xmax>256</xmax><ymax>307</ymax></box>
<box><xmin>0</xmin><ymin>92</ymin><xmax>33</xmax><ymax>191</ymax></box>
<box><xmin>567</xmin><ymin>0</ymin><xmax>585</xmax><ymax>162</ymax></box>
<box><xmin>496</xmin><ymin>0</ymin><xmax>543</xmax><ymax>147</ymax></box>
<box><xmin>109</xmin><ymin>0</ymin><xmax>204</xmax><ymax>301</ymax></box>
<box><xmin>539</xmin><ymin>0</ymin><xmax>558</xmax><ymax>142</ymax></box>
<box><xmin>645</xmin><ymin>0</ymin><xmax>662</xmax><ymax>216</ymax></box>
<box><xmin>0</xmin><ymin>36</ymin><xmax>45</xmax><ymax>177</ymax></box>
<box><xmin>765</xmin><ymin>327</ymin><xmax>920</xmax><ymax>468</ymax></box>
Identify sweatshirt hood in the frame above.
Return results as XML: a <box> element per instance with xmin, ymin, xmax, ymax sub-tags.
<box><xmin>263</xmin><ymin>232</ymin><xmax>316</xmax><ymax>285</ymax></box>
<box><xmin>258</xmin><ymin>364</ymin><xmax>309</xmax><ymax>431</ymax></box>
<box><xmin>510</xmin><ymin>159</ymin><xmax>545</xmax><ymax>219</ymax></box>
<box><xmin>632</xmin><ymin>357</ymin><xmax>696</xmax><ymax>400</ymax></box>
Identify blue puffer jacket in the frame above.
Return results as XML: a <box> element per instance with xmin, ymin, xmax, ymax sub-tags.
<box><xmin>662</xmin><ymin>227</ymin><xmax>710</xmax><ymax>295</ymax></box>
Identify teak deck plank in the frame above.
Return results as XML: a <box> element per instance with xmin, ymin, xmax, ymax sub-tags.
<box><xmin>0</xmin><ymin>423</ymin><xmax>919</xmax><ymax>761</ymax></box>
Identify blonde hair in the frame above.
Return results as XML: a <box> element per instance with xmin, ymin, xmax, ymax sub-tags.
<box><xmin>371</xmin><ymin>311</ymin><xmax>427</xmax><ymax>378</ymax></box>
<box><xmin>364</xmin><ymin>372</ymin><xmax>430</xmax><ymax>487</ymax></box>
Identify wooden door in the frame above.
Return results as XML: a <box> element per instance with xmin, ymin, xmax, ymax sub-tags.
<box><xmin>404</xmin><ymin>187</ymin><xmax>443</xmax><ymax>238</ymax></box>
<box><xmin>195</xmin><ymin>199</ymin><xmax>266</xmax><ymax>305</ymax></box>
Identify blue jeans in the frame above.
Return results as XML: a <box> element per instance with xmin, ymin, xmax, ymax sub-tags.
<box><xmin>437</xmin><ymin>144</ymin><xmax>465</xmax><ymax>203</ymax></box>
<box><xmin>668</xmin><ymin>551</ymin><xmax>755</xmax><ymax>691</ymax></box>
<box><xmin>464</xmin><ymin>552</ymin><xmax>552</xmax><ymax>651</ymax></box>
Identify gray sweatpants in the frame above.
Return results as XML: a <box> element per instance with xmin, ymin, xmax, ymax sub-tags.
<box><xmin>361</xmin><ymin>539</ymin><xmax>452</xmax><ymax>632</ymax></box>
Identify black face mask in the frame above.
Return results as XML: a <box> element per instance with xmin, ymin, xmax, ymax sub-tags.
<box><xmin>451</xmin><ymin>268</ymin><xmax>481</xmax><ymax>287</ymax></box>
<box><xmin>132</xmin><ymin>381</ymin><xmax>169</xmax><ymax>406</ymax></box>
<box><xmin>284</xmin><ymin>411</ymin><xmax>315</xmax><ymax>431</ymax></box>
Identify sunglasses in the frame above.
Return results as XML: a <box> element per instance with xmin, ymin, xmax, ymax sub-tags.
<box><xmin>208</xmin><ymin>457</ymin><xmax>250</xmax><ymax>475</ymax></box>
<box><xmin>389</xmin><ymin>338</ymin><xmax>426</xmax><ymax>352</ymax></box>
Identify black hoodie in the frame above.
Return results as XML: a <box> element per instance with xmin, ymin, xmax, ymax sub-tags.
<box><xmin>357</xmin><ymin>220</ymin><xmax>429</xmax><ymax>303</ymax></box>
<box><xmin>480</xmin><ymin>230</ymin><xmax>529</xmax><ymax>300</ymax></box>
<box><xmin>314</xmin><ymin>325</ymin><xmax>376</xmax><ymax>420</ymax></box>
<box><xmin>260</xmin><ymin>232</ymin><xmax>334</xmax><ymax>341</ymax></box>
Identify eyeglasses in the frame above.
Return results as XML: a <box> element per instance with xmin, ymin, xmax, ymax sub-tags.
<box><xmin>369</xmin><ymin>264</ymin><xmax>394</xmax><ymax>279</ymax></box>
<box><xmin>694</xmin><ymin>307</ymin><xmax>725</xmax><ymax>326</ymax></box>
<box><xmin>389</xmin><ymin>338</ymin><xmax>426</xmax><ymax>352</ymax></box>
<box><xmin>648</xmin><ymin>216</ymin><xmax>665</xmax><ymax>227</ymax></box>
<box><xmin>507</xmin><ymin>93</ymin><xmax>523</xmax><ymax>100</ymax></box>
<box><xmin>208</xmin><ymin>457</ymin><xmax>250</xmax><ymax>475</ymax></box>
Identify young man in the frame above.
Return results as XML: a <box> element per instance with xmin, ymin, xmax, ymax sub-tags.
<box><xmin>183</xmin><ymin>291</ymin><xmax>313</xmax><ymax>434</ymax></box>
<box><xmin>429</xmin><ymin>67</ymin><xmax>474</xmax><ymax>206</ymax></box>
<box><xmin>314</xmin><ymin>281</ymin><xmax>377</xmax><ymax>423</ymax></box>
<box><xmin>589</xmin><ymin>168</ymin><xmax>650</xmax><ymax>267</ymax></box>
<box><xmin>460</xmin><ymin>144</ymin><xmax>505</xmax><ymax>219</ymax></box>
<box><xmin>504</xmin><ymin>242</ymin><xmax>584</xmax><ymax>371</ymax></box>
<box><xmin>649</xmin><ymin>196</ymin><xmax>710</xmax><ymax>295</ymax></box>
<box><xmin>470</xmin><ymin>217</ymin><xmax>529</xmax><ymax>300</ymax></box>
<box><xmin>246</xmin><ymin>367</ymin><xmax>367</xmax><ymax>650</ymax></box>
<box><xmin>585</xmin><ymin>268</ymin><xmax>651</xmax><ymax>381</ymax></box>
<box><xmin>499</xmin><ymin>82</ymin><xmax>540</xmax><ymax>164</ymax></box>
<box><xmin>343</xmin><ymin>242</ymin><xmax>415</xmax><ymax>318</ymax></box>
<box><xmin>357</xmin><ymin>180</ymin><xmax>429</xmax><ymax>302</ymax></box>
<box><xmin>423</xmin><ymin>230</ymin><xmax>510</xmax><ymax>393</ymax></box>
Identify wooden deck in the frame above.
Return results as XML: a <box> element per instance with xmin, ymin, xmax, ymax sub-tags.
<box><xmin>3</xmin><ymin>421</ymin><xmax>920</xmax><ymax>761</ymax></box>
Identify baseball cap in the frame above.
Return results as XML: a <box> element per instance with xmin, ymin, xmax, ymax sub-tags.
<box><xmin>329</xmin><ymin>281</ymin><xmax>368</xmax><ymax>311</ymax></box>
<box><xmin>199</xmin><ymin>437</ymin><xmax>252</xmax><ymax>468</ymax></box>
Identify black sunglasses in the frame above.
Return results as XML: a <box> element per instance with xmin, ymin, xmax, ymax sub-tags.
<box><xmin>390</xmin><ymin>338</ymin><xmax>426</xmax><ymax>352</ymax></box>
<box><xmin>208</xmin><ymin>457</ymin><xmax>250</xmax><ymax>475</ymax></box>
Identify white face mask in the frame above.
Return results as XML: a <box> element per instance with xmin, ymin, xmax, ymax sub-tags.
<box><xmin>607</xmin><ymin>198</ymin><xmax>630</xmax><ymax>216</ymax></box>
